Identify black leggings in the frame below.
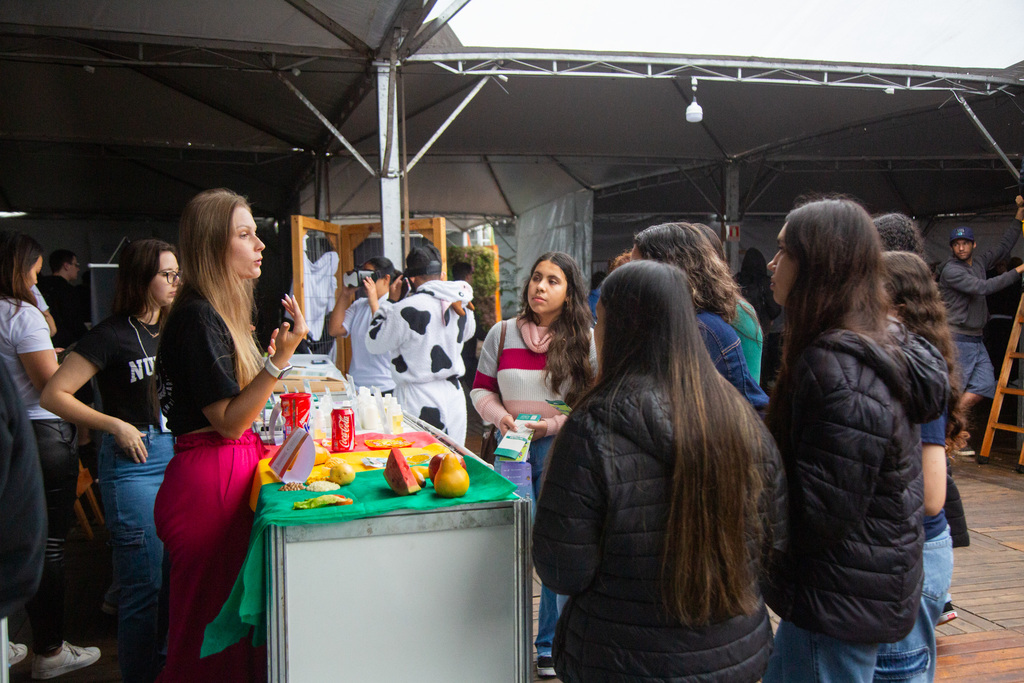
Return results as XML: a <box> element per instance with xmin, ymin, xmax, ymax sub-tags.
<box><xmin>25</xmin><ymin>419</ymin><xmax>78</xmax><ymax>654</ymax></box>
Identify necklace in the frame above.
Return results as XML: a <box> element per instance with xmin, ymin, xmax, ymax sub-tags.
<box><xmin>131</xmin><ymin>316</ymin><xmax>160</xmax><ymax>339</ymax></box>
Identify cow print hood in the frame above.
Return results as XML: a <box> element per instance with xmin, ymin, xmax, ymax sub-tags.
<box><xmin>413</xmin><ymin>280</ymin><xmax>474</xmax><ymax>305</ymax></box>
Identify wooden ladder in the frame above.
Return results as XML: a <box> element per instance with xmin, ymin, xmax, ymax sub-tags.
<box><xmin>980</xmin><ymin>292</ymin><xmax>1024</xmax><ymax>473</ymax></box>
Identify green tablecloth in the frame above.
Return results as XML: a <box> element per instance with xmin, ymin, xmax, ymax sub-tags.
<box><xmin>201</xmin><ymin>457</ymin><xmax>517</xmax><ymax>657</ymax></box>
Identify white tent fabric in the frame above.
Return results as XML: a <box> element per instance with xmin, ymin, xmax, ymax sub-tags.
<box><xmin>515</xmin><ymin>190</ymin><xmax>593</xmax><ymax>286</ymax></box>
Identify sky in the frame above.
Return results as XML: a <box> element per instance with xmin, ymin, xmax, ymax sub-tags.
<box><xmin>431</xmin><ymin>0</ymin><xmax>1024</xmax><ymax>70</ymax></box>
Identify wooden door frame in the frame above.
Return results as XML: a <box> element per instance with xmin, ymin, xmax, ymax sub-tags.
<box><xmin>290</xmin><ymin>216</ymin><xmax>448</xmax><ymax>372</ymax></box>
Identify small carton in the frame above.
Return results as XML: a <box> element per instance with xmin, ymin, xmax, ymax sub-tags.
<box><xmin>493</xmin><ymin>414</ymin><xmax>541</xmax><ymax>461</ymax></box>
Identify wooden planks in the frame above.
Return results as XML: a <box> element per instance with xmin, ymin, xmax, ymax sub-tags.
<box><xmin>936</xmin><ymin>631</ymin><xmax>1024</xmax><ymax>681</ymax></box>
<box><xmin>934</xmin><ymin>458</ymin><xmax>1024</xmax><ymax>680</ymax></box>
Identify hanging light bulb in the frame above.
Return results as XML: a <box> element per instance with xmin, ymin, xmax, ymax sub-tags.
<box><xmin>686</xmin><ymin>76</ymin><xmax>703</xmax><ymax>123</ymax></box>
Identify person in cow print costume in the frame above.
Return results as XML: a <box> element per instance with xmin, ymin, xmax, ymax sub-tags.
<box><xmin>365</xmin><ymin>243</ymin><xmax>475</xmax><ymax>445</ymax></box>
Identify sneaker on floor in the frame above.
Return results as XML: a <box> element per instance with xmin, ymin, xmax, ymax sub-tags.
<box><xmin>8</xmin><ymin>642</ymin><xmax>28</xmax><ymax>666</ymax></box>
<box><xmin>31</xmin><ymin>642</ymin><xmax>100</xmax><ymax>679</ymax></box>
<box><xmin>937</xmin><ymin>601</ymin><xmax>958</xmax><ymax>626</ymax></box>
<box><xmin>537</xmin><ymin>654</ymin><xmax>556</xmax><ymax>679</ymax></box>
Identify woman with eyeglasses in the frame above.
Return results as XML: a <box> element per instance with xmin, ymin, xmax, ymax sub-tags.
<box><xmin>41</xmin><ymin>239</ymin><xmax>178</xmax><ymax>683</ymax></box>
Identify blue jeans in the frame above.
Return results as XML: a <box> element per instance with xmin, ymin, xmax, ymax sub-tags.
<box><xmin>764</xmin><ymin>620</ymin><xmax>880</xmax><ymax>683</ymax></box>
<box><xmin>874</xmin><ymin>526</ymin><xmax>954</xmax><ymax>682</ymax></box>
<box><xmin>98</xmin><ymin>429</ymin><xmax>173</xmax><ymax>683</ymax></box>
<box><xmin>530</xmin><ymin>435</ymin><xmax>557</xmax><ymax>659</ymax></box>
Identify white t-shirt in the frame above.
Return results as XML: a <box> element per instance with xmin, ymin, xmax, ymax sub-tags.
<box><xmin>342</xmin><ymin>297</ymin><xmax>395</xmax><ymax>391</ymax></box>
<box><xmin>0</xmin><ymin>298</ymin><xmax>58</xmax><ymax>420</ymax></box>
<box><xmin>31</xmin><ymin>284</ymin><xmax>49</xmax><ymax>312</ymax></box>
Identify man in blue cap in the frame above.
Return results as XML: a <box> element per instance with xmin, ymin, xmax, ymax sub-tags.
<box><xmin>938</xmin><ymin>195</ymin><xmax>1024</xmax><ymax>460</ymax></box>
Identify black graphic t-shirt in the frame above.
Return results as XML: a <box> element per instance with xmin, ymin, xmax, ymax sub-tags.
<box><xmin>156</xmin><ymin>298</ymin><xmax>242</xmax><ymax>436</ymax></box>
<box><xmin>73</xmin><ymin>313</ymin><xmax>161</xmax><ymax>429</ymax></box>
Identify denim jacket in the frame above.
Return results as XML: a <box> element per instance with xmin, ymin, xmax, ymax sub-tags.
<box><xmin>697</xmin><ymin>311</ymin><xmax>769</xmax><ymax>411</ymax></box>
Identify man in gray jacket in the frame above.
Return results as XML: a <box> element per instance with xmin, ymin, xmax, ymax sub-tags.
<box><xmin>938</xmin><ymin>196</ymin><xmax>1024</xmax><ymax>452</ymax></box>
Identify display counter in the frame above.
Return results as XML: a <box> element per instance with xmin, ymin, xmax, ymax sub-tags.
<box><xmin>204</xmin><ymin>416</ymin><xmax>533</xmax><ymax>682</ymax></box>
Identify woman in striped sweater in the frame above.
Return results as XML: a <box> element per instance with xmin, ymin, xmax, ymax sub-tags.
<box><xmin>471</xmin><ymin>251</ymin><xmax>596</xmax><ymax>679</ymax></box>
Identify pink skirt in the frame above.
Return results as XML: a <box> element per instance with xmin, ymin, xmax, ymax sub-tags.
<box><xmin>154</xmin><ymin>430</ymin><xmax>266</xmax><ymax>682</ymax></box>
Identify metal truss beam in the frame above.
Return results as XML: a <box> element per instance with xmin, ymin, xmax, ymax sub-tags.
<box><xmin>408</xmin><ymin>52</ymin><xmax>1019</xmax><ymax>94</ymax></box>
<box><xmin>280</xmin><ymin>0</ymin><xmax>373</xmax><ymax>57</ymax></box>
<box><xmin>399</xmin><ymin>0</ymin><xmax>472</xmax><ymax>59</ymax></box>
<box><xmin>954</xmin><ymin>92</ymin><xmax>1021</xmax><ymax>181</ymax></box>
<box><xmin>275</xmin><ymin>71</ymin><xmax>377</xmax><ymax>177</ymax></box>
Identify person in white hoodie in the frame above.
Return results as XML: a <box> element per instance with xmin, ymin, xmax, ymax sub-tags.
<box><xmin>365</xmin><ymin>244</ymin><xmax>475</xmax><ymax>445</ymax></box>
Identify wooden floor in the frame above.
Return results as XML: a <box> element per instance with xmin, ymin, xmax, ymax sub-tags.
<box><xmin>932</xmin><ymin>434</ymin><xmax>1024</xmax><ymax>682</ymax></box>
<box><xmin>7</xmin><ymin>415</ymin><xmax>1024</xmax><ymax>682</ymax></box>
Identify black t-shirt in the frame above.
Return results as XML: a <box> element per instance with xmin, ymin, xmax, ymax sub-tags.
<box><xmin>37</xmin><ymin>275</ymin><xmax>90</xmax><ymax>348</ymax></box>
<box><xmin>74</xmin><ymin>313</ymin><xmax>161</xmax><ymax>429</ymax></box>
<box><xmin>156</xmin><ymin>298</ymin><xmax>242</xmax><ymax>436</ymax></box>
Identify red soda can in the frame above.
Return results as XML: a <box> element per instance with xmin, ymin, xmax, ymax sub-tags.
<box><xmin>280</xmin><ymin>392</ymin><xmax>312</xmax><ymax>436</ymax></box>
<box><xmin>332</xmin><ymin>407</ymin><xmax>355</xmax><ymax>452</ymax></box>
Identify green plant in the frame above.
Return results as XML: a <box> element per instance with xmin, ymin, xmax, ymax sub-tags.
<box><xmin>448</xmin><ymin>246</ymin><xmax>499</xmax><ymax>331</ymax></box>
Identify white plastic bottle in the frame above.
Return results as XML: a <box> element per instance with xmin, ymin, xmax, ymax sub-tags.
<box><xmin>358</xmin><ymin>387</ymin><xmax>383</xmax><ymax>431</ymax></box>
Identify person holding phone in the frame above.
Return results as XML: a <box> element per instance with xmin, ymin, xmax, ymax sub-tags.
<box><xmin>328</xmin><ymin>257</ymin><xmax>400</xmax><ymax>393</ymax></box>
<box><xmin>154</xmin><ymin>188</ymin><xmax>308</xmax><ymax>681</ymax></box>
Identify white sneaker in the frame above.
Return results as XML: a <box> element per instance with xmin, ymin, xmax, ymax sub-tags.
<box><xmin>31</xmin><ymin>641</ymin><xmax>100</xmax><ymax>679</ymax></box>
<box><xmin>8</xmin><ymin>642</ymin><xmax>28</xmax><ymax>666</ymax></box>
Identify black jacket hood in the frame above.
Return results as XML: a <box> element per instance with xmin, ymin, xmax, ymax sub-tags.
<box><xmin>811</xmin><ymin>325</ymin><xmax>948</xmax><ymax>425</ymax></box>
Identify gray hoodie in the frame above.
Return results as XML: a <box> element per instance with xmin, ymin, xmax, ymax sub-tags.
<box><xmin>938</xmin><ymin>223</ymin><xmax>1022</xmax><ymax>335</ymax></box>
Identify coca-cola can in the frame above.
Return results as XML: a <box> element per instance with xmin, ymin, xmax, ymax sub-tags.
<box><xmin>332</xmin><ymin>407</ymin><xmax>355</xmax><ymax>452</ymax></box>
<box><xmin>280</xmin><ymin>392</ymin><xmax>311</xmax><ymax>436</ymax></box>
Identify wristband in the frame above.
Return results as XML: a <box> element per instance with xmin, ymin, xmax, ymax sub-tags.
<box><xmin>264</xmin><ymin>356</ymin><xmax>293</xmax><ymax>379</ymax></box>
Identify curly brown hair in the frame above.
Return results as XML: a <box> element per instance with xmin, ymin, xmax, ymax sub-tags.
<box><xmin>882</xmin><ymin>251</ymin><xmax>966</xmax><ymax>444</ymax></box>
<box><xmin>633</xmin><ymin>222</ymin><xmax>740</xmax><ymax>322</ymax></box>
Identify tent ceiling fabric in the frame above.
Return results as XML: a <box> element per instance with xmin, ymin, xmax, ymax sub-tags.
<box><xmin>1</xmin><ymin>1</ymin><xmax>1022</xmax><ymax>225</ymax></box>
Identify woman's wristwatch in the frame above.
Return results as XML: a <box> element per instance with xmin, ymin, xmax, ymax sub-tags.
<box><xmin>264</xmin><ymin>356</ymin><xmax>294</xmax><ymax>379</ymax></box>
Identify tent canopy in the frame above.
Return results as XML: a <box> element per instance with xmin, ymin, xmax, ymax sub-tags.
<box><xmin>1</xmin><ymin>0</ymin><xmax>1022</xmax><ymax>231</ymax></box>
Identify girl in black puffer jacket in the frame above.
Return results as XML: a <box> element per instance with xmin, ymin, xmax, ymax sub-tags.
<box><xmin>763</xmin><ymin>198</ymin><xmax>950</xmax><ymax>682</ymax></box>
<box><xmin>533</xmin><ymin>260</ymin><xmax>788</xmax><ymax>683</ymax></box>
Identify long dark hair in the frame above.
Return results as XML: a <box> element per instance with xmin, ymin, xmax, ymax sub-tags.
<box><xmin>518</xmin><ymin>251</ymin><xmax>593</xmax><ymax>406</ymax></box>
<box><xmin>113</xmin><ymin>239</ymin><xmax>177</xmax><ymax>318</ymax></box>
<box><xmin>590</xmin><ymin>260</ymin><xmax>764</xmax><ymax>625</ymax></box>
<box><xmin>633</xmin><ymin>222</ymin><xmax>741</xmax><ymax>322</ymax></box>
<box><xmin>882</xmin><ymin>251</ymin><xmax>966</xmax><ymax>444</ymax></box>
<box><xmin>0</xmin><ymin>231</ymin><xmax>44</xmax><ymax>307</ymax></box>
<box><xmin>767</xmin><ymin>198</ymin><xmax>892</xmax><ymax>440</ymax></box>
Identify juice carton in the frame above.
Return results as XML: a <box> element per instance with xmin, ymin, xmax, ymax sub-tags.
<box><xmin>493</xmin><ymin>414</ymin><xmax>541</xmax><ymax>461</ymax></box>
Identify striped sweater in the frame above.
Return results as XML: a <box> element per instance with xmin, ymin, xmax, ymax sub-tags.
<box><xmin>471</xmin><ymin>319</ymin><xmax>597</xmax><ymax>436</ymax></box>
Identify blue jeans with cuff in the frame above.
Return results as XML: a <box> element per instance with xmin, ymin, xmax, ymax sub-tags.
<box><xmin>873</xmin><ymin>525</ymin><xmax>954</xmax><ymax>682</ymax></box>
<box><xmin>98</xmin><ymin>428</ymin><xmax>173</xmax><ymax>683</ymax></box>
